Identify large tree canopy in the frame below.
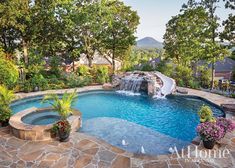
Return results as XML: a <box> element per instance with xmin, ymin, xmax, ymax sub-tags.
<box><xmin>99</xmin><ymin>0</ymin><xmax>140</xmax><ymax>73</ymax></box>
<box><xmin>164</xmin><ymin>0</ymin><xmax>229</xmax><ymax>89</ymax></box>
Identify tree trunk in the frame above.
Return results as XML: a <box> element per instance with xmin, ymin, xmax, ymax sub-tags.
<box><xmin>211</xmin><ymin>61</ymin><xmax>215</xmax><ymax>90</ymax></box>
<box><xmin>112</xmin><ymin>49</ymin><xmax>115</xmax><ymax>74</ymax></box>
<box><xmin>72</xmin><ymin>60</ymin><xmax>75</xmax><ymax>72</ymax></box>
<box><xmin>88</xmin><ymin>57</ymin><xmax>92</xmax><ymax>67</ymax></box>
<box><xmin>22</xmin><ymin>39</ymin><xmax>29</xmax><ymax>65</ymax></box>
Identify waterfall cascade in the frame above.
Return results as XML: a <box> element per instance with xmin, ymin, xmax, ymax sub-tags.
<box><xmin>113</xmin><ymin>71</ymin><xmax>176</xmax><ymax>98</ymax></box>
<box><xmin>119</xmin><ymin>74</ymin><xmax>144</xmax><ymax>93</ymax></box>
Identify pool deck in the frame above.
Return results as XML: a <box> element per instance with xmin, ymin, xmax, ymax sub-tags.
<box><xmin>1</xmin><ymin>86</ymin><xmax>235</xmax><ymax>168</ymax></box>
<box><xmin>176</xmin><ymin>87</ymin><xmax>235</xmax><ymax>106</ymax></box>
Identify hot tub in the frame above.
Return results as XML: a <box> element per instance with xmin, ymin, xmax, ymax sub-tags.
<box><xmin>9</xmin><ymin>107</ymin><xmax>81</xmax><ymax>141</ymax></box>
<box><xmin>22</xmin><ymin>110</ymin><xmax>60</xmax><ymax>125</ymax></box>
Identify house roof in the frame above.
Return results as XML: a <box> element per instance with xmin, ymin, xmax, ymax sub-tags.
<box><xmin>213</xmin><ymin>57</ymin><xmax>235</xmax><ymax>72</ymax></box>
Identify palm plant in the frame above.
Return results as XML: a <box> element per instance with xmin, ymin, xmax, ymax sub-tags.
<box><xmin>0</xmin><ymin>85</ymin><xmax>15</xmax><ymax>125</ymax></box>
<box><xmin>42</xmin><ymin>91</ymin><xmax>77</xmax><ymax>120</ymax></box>
<box><xmin>0</xmin><ymin>85</ymin><xmax>15</xmax><ymax>106</ymax></box>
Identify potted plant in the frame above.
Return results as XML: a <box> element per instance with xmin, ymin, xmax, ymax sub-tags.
<box><xmin>196</xmin><ymin>122</ymin><xmax>224</xmax><ymax>149</ymax></box>
<box><xmin>0</xmin><ymin>85</ymin><xmax>15</xmax><ymax>126</ymax></box>
<box><xmin>198</xmin><ymin>105</ymin><xmax>216</xmax><ymax>123</ymax></box>
<box><xmin>42</xmin><ymin>91</ymin><xmax>77</xmax><ymax>142</ymax></box>
<box><xmin>51</xmin><ymin>120</ymin><xmax>71</xmax><ymax>141</ymax></box>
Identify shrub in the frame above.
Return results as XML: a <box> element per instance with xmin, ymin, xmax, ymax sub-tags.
<box><xmin>67</xmin><ymin>73</ymin><xmax>92</xmax><ymax>88</ymax></box>
<box><xmin>156</xmin><ymin>61</ymin><xmax>174</xmax><ymax>77</ymax></box>
<box><xmin>0</xmin><ymin>106</ymin><xmax>12</xmax><ymax>123</ymax></box>
<box><xmin>198</xmin><ymin>105</ymin><xmax>216</xmax><ymax>123</ymax></box>
<box><xmin>76</xmin><ymin>65</ymin><xmax>90</xmax><ymax>76</ymax></box>
<box><xmin>174</xmin><ymin>65</ymin><xmax>193</xmax><ymax>87</ymax></box>
<box><xmin>0</xmin><ymin>58</ymin><xmax>19</xmax><ymax>89</ymax></box>
<box><xmin>141</xmin><ymin>63</ymin><xmax>154</xmax><ymax>71</ymax></box>
<box><xmin>22</xmin><ymin>80</ymin><xmax>32</xmax><ymax>92</ymax></box>
<box><xmin>189</xmin><ymin>80</ymin><xmax>200</xmax><ymax>89</ymax></box>
<box><xmin>197</xmin><ymin>66</ymin><xmax>211</xmax><ymax>88</ymax></box>
<box><xmin>31</xmin><ymin>74</ymin><xmax>48</xmax><ymax>91</ymax></box>
<box><xmin>49</xmin><ymin>56</ymin><xmax>62</xmax><ymax>78</ymax></box>
<box><xmin>0</xmin><ymin>85</ymin><xmax>15</xmax><ymax>123</ymax></box>
<box><xmin>95</xmin><ymin>66</ymin><xmax>110</xmax><ymax>84</ymax></box>
<box><xmin>91</xmin><ymin>65</ymin><xmax>110</xmax><ymax>84</ymax></box>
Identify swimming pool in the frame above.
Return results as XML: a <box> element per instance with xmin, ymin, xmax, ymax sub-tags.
<box><xmin>11</xmin><ymin>91</ymin><xmax>224</xmax><ymax>155</ymax></box>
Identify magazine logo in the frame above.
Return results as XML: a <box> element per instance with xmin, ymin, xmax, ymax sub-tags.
<box><xmin>170</xmin><ymin>146</ymin><xmax>230</xmax><ymax>162</ymax></box>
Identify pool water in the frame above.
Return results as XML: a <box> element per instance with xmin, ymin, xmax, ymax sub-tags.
<box><xmin>22</xmin><ymin>111</ymin><xmax>60</xmax><ymax>125</ymax></box>
<box><xmin>11</xmin><ymin>91</ymin><xmax>224</xmax><ymax>155</ymax></box>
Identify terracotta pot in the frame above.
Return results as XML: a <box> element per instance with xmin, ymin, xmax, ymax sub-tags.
<box><xmin>58</xmin><ymin>130</ymin><xmax>70</xmax><ymax>142</ymax></box>
<box><xmin>203</xmin><ymin>140</ymin><xmax>215</xmax><ymax>149</ymax></box>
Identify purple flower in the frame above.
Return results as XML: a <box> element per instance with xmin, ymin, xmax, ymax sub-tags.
<box><xmin>197</xmin><ymin>122</ymin><xmax>224</xmax><ymax>141</ymax></box>
<box><xmin>197</xmin><ymin>118</ymin><xmax>235</xmax><ymax>141</ymax></box>
<box><xmin>216</xmin><ymin>118</ymin><xmax>235</xmax><ymax>134</ymax></box>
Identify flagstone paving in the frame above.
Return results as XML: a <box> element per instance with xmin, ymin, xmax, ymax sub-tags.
<box><xmin>0</xmin><ymin>86</ymin><xmax>235</xmax><ymax>168</ymax></box>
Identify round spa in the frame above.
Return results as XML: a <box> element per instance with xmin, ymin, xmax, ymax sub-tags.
<box><xmin>9</xmin><ymin>107</ymin><xmax>81</xmax><ymax>141</ymax></box>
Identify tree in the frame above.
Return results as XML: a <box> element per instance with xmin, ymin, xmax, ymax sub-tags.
<box><xmin>180</xmin><ymin>0</ymin><xmax>228</xmax><ymax>89</ymax></box>
<box><xmin>56</xmin><ymin>0</ymin><xmax>82</xmax><ymax>71</ymax></box>
<box><xmin>164</xmin><ymin>7</ymin><xmax>212</xmax><ymax>66</ymax></box>
<box><xmin>31</xmin><ymin>0</ymin><xmax>65</xmax><ymax>59</ymax></box>
<box><xmin>73</xmin><ymin>1</ymin><xmax>103</xmax><ymax>67</ymax></box>
<box><xmin>0</xmin><ymin>0</ymin><xmax>32</xmax><ymax>62</ymax></box>
<box><xmin>200</xmin><ymin>0</ymin><xmax>229</xmax><ymax>89</ymax></box>
<box><xmin>100</xmin><ymin>0</ymin><xmax>139</xmax><ymax>73</ymax></box>
<box><xmin>0</xmin><ymin>57</ymin><xmax>19</xmax><ymax>89</ymax></box>
<box><xmin>223</xmin><ymin>0</ymin><xmax>235</xmax><ymax>9</ymax></box>
<box><xmin>221</xmin><ymin>0</ymin><xmax>235</xmax><ymax>58</ymax></box>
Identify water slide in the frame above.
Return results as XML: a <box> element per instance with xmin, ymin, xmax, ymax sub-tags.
<box><xmin>155</xmin><ymin>71</ymin><xmax>176</xmax><ymax>96</ymax></box>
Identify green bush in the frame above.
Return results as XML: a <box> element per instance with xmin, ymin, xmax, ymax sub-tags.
<box><xmin>49</xmin><ymin>56</ymin><xmax>62</xmax><ymax>78</ymax></box>
<box><xmin>174</xmin><ymin>65</ymin><xmax>193</xmax><ymax>87</ymax></box>
<box><xmin>198</xmin><ymin>105</ymin><xmax>216</xmax><ymax>123</ymax></box>
<box><xmin>156</xmin><ymin>61</ymin><xmax>174</xmax><ymax>77</ymax></box>
<box><xmin>0</xmin><ymin>58</ymin><xmax>19</xmax><ymax>89</ymax></box>
<box><xmin>31</xmin><ymin>74</ymin><xmax>48</xmax><ymax>91</ymax></box>
<box><xmin>189</xmin><ymin>80</ymin><xmax>200</xmax><ymax>89</ymax></box>
<box><xmin>197</xmin><ymin>66</ymin><xmax>211</xmax><ymax>88</ymax></box>
<box><xmin>67</xmin><ymin>73</ymin><xmax>92</xmax><ymax>88</ymax></box>
<box><xmin>141</xmin><ymin>63</ymin><xmax>154</xmax><ymax>71</ymax></box>
<box><xmin>76</xmin><ymin>65</ymin><xmax>90</xmax><ymax>76</ymax></box>
<box><xmin>0</xmin><ymin>106</ymin><xmax>12</xmax><ymax>123</ymax></box>
<box><xmin>0</xmin><ymin>85</ymin><xmax>15</xmax><ymax>123</ymax></box>
<box><xmin>95</xmin><ymin>66</ymin><xmax>110</xmax><ymax>84</ymax></box>
<box><xmin>22</xmin><ymin>80</ymin><xmax>32</xmax><ymax>92</ymax></box>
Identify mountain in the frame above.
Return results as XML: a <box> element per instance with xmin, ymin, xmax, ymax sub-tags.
<box><xmin>136</xmin><ymin>37</ymin><xmax>163</xmax><ymax>49</ymax></box>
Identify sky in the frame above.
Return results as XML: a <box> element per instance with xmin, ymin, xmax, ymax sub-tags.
<box><xmin>122</xmin><ymin>0</ymin><xmax>234</xmax><ymax>42</ymax></box>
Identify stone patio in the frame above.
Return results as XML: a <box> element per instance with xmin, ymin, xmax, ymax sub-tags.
<box><xmin>0</xmin><ymin>86</ymin><xmax>235</xmax><ymax>168</ymax></box>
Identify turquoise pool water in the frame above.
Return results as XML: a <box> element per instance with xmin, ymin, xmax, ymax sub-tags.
<box><xmin>22</xmin><ymin>111</ymin><xmax>60</xmax><ymax>125</ymax></box>
<box><xmin>11</xmin><ymin>91</ymin><xmax>224</xmax><ymax>155</ymax></box>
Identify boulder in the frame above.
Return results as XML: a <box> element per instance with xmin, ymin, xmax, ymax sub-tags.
<box><xmin>176</xmin><ymin>88</ymin><xmax>188</xmax><ymax>94</ymax></box>
<box><xmin>102</xmin><ymin>83</ymin><xmax>114</xmax><ymax>90</ymax></box>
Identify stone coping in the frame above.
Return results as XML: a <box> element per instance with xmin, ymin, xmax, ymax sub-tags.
<box><xmin>176</xmin><ymin>87</ymin><xmax>235</xmax><ymax>106</ymax></box>
<box><xmin>9</xmin><ymin>107</ymin><xmax>81</xmax><ymax>141</ymax></box>
<box><xmin>15</xmin><ymin>85</ymin><xmax>104</xmax><ymax>100</ymax></box>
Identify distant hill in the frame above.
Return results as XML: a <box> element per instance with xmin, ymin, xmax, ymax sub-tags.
<box><xmin>136</xmin><ymin>37</ymin><xmax>163</xmax><ymax>49</ymax></box>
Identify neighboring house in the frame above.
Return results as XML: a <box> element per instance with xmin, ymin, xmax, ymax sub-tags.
<box><xmin>64</xmin><ymin>53</ymin><xmax>122</xmax><ymax>72</ymax></box>
<box><xmin>78</xmin><ymin>53</ymin><xmax>121</xmax><ymax>69</ymax></box>
<box><xmin>212</xmin><ymin>57</ymin><xmax>235</xmax><ymax>80</ymax></box>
